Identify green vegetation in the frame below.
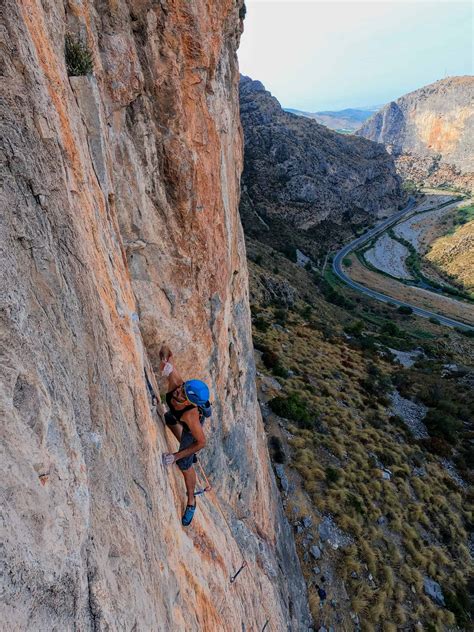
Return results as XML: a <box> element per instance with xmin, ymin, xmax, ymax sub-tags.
<box><xmin>402</xmin><ymin>180</ymin><xmax>419</xmax><ymax>194</ymax></box>
<box><xmin>447</xmin><ymin>204</ymin><xmax>474</xmax><ymax>235</ymax></box>
<box><xmin>314</xmin><ymin>272</ymin><xmax>355</xmax><ymax>310</ymax></box>
<box><xmin>386</xmin><ymin>228</ymin><xmax>474</xmax><ymax>302</ymax></box>
<box><xmin>261</xmin><ymin>349</ymin><xmax>288</xmax><ymax>378</ymax></box>
<box><xmin>250</xmin><ymin>239</ymin><xmax>473</xmax><ymax>629</ymax></box>
<box><xmin>65</xmin><ymin>33</ymin><xmax>94</xmax><ymax>76</ymax></box>
<box><xmin>269</xmin><ymin>435</ymin><xmax>286</xmax><ymax>464</ymax></box>
<box><xmin>268</xmin><ymin>392</ymin><xmax>313</xmax><ymax>427</ymax></box>
<box><xmin>393</xmin><ymin>363</ymin><xmax>474</xmax><ymax>469</ymax></box>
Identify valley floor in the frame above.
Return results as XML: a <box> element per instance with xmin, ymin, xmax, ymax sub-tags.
<box><xmin>338</xmin><ymin>192</ymin><xmax>474</xmax><ymax>327</ymax></box>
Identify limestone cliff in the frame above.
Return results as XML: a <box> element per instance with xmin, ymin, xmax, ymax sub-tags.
<box><xmin>0</xmin><ymin>1</ymin><xmax>310</xmax><ymax>630</ymax></box>
<box><xmin>239</xmin><ymin>76</ymin><xmax>405</xmax><ymax>258</ymax></box>
<box><xmin>357</xmin><ymin>76</ymin><xmax>474</xmax><ymax>192</ymax></box>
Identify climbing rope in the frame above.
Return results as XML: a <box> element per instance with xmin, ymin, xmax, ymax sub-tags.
<box><xmin>143</xmin><ymin>366</ymin><xmax>272</xmax><ymax>629</ymax></box>
<box><xmin>196</xmin><ymin>460</ymin><xmax>212</xmax><ymax>492</ymax></box>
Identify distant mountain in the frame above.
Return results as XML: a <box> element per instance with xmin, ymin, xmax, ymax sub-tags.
<box><xmin>239</xmin><ymin>76</ymin><xmax>405</xmax><ymax>257</ymax></box>
<box><xmin>357</xmin><ymin>76</ymin><xmax>474</xmax><ymax>192</ymax></box>
<box><xmin>283</xmin><ymin>105</ymin><xmax>382</xmax><ymax>132</ymax></box>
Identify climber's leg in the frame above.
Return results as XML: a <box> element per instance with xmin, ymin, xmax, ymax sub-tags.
<box><xmin>180</xmin><ymin>466</ymin><xmax>197</xmax><ymax>526</ymax></box>
<box><xmin>181</xmin><ymin>465</ymin><xmax>197</xmax><ymax>506</ymax></box>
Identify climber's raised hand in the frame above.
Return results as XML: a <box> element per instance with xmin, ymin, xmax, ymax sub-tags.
<box><xmin>159</xmin><ymin>344</ymin><xmax>183</xmax><ymax>391</ymax></box>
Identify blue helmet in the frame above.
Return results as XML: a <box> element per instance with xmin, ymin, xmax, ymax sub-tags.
<box><xmin>184</xmin><ymin>380</ymin><xmax>210</xmax><ymax>406</ymax></box>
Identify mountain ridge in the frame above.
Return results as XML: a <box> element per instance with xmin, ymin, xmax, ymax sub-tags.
<box><xmin>284</xmin><ymin>106</ymin><xmax>380</xmax><ymax>131</ymax></box>
<box><xmin>239</xmin><ymin>75</ymin><xmax>406</xmax><ymax>258</ymax></box>
<box><xmin>357</xmin><ymin>76</ymin><xmax>474</xmax><ymax>191</ymax></box>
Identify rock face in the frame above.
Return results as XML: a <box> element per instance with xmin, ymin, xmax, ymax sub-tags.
<box><xmin>357</xmin><ymin>76</ymin><xmax>474</xmax><ymax>191</ymax></box>
<box><xmin>0</xmin><ymin>2</ymin><xmax>310</xmax><ymax>630</ymax></box>
<box><xmin>239</xmin><ymin>75</ymin><xmax>405</xmax><ymax>257</ymax></box>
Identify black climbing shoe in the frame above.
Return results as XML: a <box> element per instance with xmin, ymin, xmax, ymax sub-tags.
<box><xmin>182</xmin><ymin>502</ymin><xmax>196</xmax><ymax>527</ymax></box>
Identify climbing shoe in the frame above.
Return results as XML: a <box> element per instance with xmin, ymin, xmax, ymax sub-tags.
<box><xmin>182</xmin><ymin>502</ymin><xmax>196</xmax><ymax>527</ymax></box>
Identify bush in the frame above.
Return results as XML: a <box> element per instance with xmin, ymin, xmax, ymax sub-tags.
<box><xmin>347</xmin><ymin>493</ymin><xmax>365</xmax><ymax>514</ymax></box>
<box><xmin>261</xmin><ymin>349</ymin><xmax>288</xmax><ymax>378</ymax></box>
<box><xmin>420</xmin><ymin>437</ymin><xmax>452</xmax><ymax>457</ymax></box>
<box><xmin>357</xmin><ymin>335</ymin><xmax>377</xmax><ymax>352</ymax></box>
<box><xmin>274</xmin><ymin>308</ymin><xmax>288</xmax><ymax>324</ymax></box>
<box><xmin>281</xmin><ymin>244</ymin><xmax>297</xmax><ymax>262</ymax></box>
<box><xmin>380</xmin><ymin>321</ymin><xmax>404</xmax><ymax>337</ymax></box>
<box><xmin>326</xmin><ymin>466</ymin><xmax>341</xmax><ymax>484</ymax></box>
<box><xmin>397</xmin><ymin>305</ymin><xmax>413</xmax><ymax>315</ymax></box>
<box><xmin>345</xmin><ymin>320</ymin><xmax>364</xmax><ymax>336</ymax></box>
<box><xmin>316</xmin><ymin>277</ymin><xmax>355</xmax><ymax>310</ymax></box>
<box><xmin>360</xmin><ymin>365</ymin><xmax>391</xmax><ymax>397</ymax></box>
<box><xmin>254</xmin><ymin>317</ymin><xmax>269</xmax><ymax>332</ymax></box>
<box><xmin>65</xmin><ymin>33</ymin><xmax>94</xmax><ymax>76</ymax></box>
<box><xmin>269</xmin><ymin>435</ymin><xmax>286</xmax><ymax>463</ymax></box>
<box><xmin>268</xmin><ymin>393</ymin><xmax>313</xmax><ymax>427</ymax></box>
<box><xmin>272</xmin><ymin>364</ymin><xmax>289</xmax><ymax>378</ymax></box>
<box><xmin>262</xmin><ymin>350</ymin><xmax>281</xmax><ymax>370</ymax></box>
<box><xmin>424</xmin><ymin>409</ymin><xmax>462</xmax><ymax>444</ymax></box>
<box><xmin>444</xmin><ymin>587</ymin><xmax>470</xmax><ymax>626</ymax></box>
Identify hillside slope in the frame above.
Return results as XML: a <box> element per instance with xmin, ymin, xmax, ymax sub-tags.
<box><xmin>245</xmin><ymin>238</ymin><xmax>474</xmax><ymax>629</ymax></box>
<box><xmin>0</xmin><ymin>2</ymin><xmax>310</xmax><ymax>630</ymax></box>
<box><xmin>239</xmin><ymin>76</ymin><xmax>405</xmax><ymax>258</ymax></box>
<box><xmin>357</xmin><ymin>76</ymin><xmax>474</xmax><ymax>192</ymax></box>
<box><xmin>426</xmin><ymin>204</ymin><xmax>474</xmax><ymax>293</ymax></box>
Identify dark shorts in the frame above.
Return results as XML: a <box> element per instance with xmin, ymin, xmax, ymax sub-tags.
<box><xmin>165</xmin><ymin>412</ymin><xmax>199</xmax><ymax>471</ymax></box>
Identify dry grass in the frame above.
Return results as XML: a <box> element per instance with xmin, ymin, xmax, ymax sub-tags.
<box><xmin>347</xmin><ymin>254</ymin><xmax>474</xmax><ymax>324</ymax></box>
<box><xmin>252</xmin><ymin>279</ymin><xmax>473</xmax><ymax>628</ymax></box>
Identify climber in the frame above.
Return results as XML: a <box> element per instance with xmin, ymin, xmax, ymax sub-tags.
<box><xmin>159</xmin><ymin>344</ymin><xmax>210</xmax><ymax>527</ymax></box>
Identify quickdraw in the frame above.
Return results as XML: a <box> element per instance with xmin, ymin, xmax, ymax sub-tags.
<box><xmin>230</xmin><ymin>560</ymin><xmax>248</xmax><ymax>584</ymax></box>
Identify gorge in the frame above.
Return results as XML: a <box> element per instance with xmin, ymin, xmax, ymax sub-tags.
<box><xmin>1</xmin><ymin>2</ymin><xmax>472</xmax><ymax>631</ymax></box>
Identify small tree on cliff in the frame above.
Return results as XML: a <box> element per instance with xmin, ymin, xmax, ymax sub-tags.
<box><xmin>65</xmin><ymin>34</ymin><xmax>94</xmax><ymax>76</ymax></box>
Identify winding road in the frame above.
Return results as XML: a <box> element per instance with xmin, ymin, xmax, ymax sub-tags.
<box><xmin>332</xmin><ymin>197</ymin><xmax>474</xmax><ymax>331</ymax></box>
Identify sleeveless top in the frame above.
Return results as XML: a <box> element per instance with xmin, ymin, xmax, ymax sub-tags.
<box><xmin>166</xmin><ymin>389</ymin><xmax>204</xmax><ymax>432</ymax></box>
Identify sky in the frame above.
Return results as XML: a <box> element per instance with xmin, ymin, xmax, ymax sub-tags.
<box><xmin>238</xmin><ymin>0</ymin><xmax>473</xmax><ymax>112</ymax></box>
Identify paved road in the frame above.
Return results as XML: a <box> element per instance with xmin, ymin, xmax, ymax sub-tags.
<box><xmin>332</xmin><ymin>197</ymin><xmax>474</xmax><ymax>331</ymax></box>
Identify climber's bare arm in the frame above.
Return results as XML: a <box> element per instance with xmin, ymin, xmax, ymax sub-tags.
<box><xmin>159</xmin><ymin>344</ymin><xmax>183</xmax><ymax>391</ymax></box>
<box><xmin>173</xmin><ymin>409</ymin><xmax>206</xmax><ymax>461</ymax></box>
